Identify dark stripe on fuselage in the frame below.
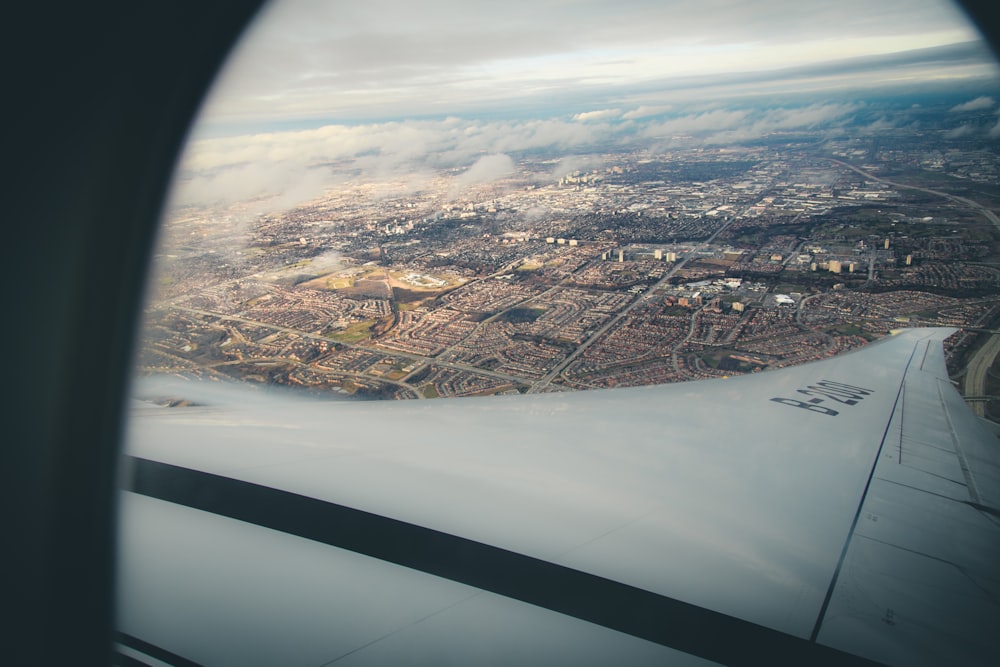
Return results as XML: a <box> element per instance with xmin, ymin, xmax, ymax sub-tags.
<box><xmin>123</xmin><ymin>455</ymin><xmax>884</xmax><ymax>667</ymax></box>
<box><xmin>112</xmin><ymin>651</ymin><xmax>151</xmax><ymax>667</ymax></box>
<box><xmin>116</xmin><ymin>631</ymin><xmax>203</xmax><ymax>667</ymax></box>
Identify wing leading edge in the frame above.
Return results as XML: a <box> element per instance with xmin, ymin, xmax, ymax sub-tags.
<box><xmin>118</xmin><ymin>327</ymin><xmax>1000</xmax><ymax>665</ymax></box>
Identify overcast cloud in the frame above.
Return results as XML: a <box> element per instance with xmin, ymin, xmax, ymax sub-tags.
<box><xmin>199</xmin><ymin>0</ymin><xmax>991</xmax><ymax>128</ymax></box>
<box><xmin>167</xmin><ymin>0</ymin><xmax>1000</xmax><ymax>211</ymax></box>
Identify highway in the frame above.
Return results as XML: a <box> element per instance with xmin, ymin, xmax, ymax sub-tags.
<box><xmin>833</xmin><ymin>159</ymin><xmax>1000</xmax><ymax>420</ymax></box>
<box><xmin>831</xmin><ymin>159</ymin><xmax>1000</xmax><ymax>232</ymax></box>
<box><xmin>963</xmin><ymin>331</ymin><xmax>1000</xmax><ymax>418</ymax></box>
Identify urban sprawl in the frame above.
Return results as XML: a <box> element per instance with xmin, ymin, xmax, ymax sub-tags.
<box><xmin>140</xmin><ymin>107</ymin><xmax>1000</xmax><ymax>419</ymax></box>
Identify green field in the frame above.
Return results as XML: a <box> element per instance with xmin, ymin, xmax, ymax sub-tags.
<box><xmin>329</xmin><ymin>319</ymin><xmax>374</xmax><ymax>343</ymax></box>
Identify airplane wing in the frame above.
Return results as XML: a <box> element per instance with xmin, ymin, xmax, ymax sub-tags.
<box><xmin>116</xmin><ymin>327</ymin><xmax>1000</xmax><ymax>666</ymax></box>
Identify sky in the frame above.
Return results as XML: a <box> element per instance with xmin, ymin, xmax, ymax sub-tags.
<box><xmin>201</xmin><ymin>0</ymin><xmax>992</xmax><ymax>126</ymax></box>
<box><xmin>170</xmin><ymin>0</ymin><xmax>1000</xmax><ymax>211</ymax></box>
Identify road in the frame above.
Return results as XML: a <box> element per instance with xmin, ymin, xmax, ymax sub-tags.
<box><xmin>831</xmin><ymin>159</ymin><xmax>1000</xmax><ymax>232</ymax></box>
<box><xmin>963</xmin><ymin>331</ymin><xmax>1000</xmax><ymax>418</ymax></box>
<box><xmin>671</xmin><ymin>303</ymin><xmax>709</xmax><ymax>377</ymax></box>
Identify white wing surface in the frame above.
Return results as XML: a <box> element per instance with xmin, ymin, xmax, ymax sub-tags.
<box><xmin>116</xmin><ymin>328</ymin><xmax>1000</xmax><ymax>666</ymax></box>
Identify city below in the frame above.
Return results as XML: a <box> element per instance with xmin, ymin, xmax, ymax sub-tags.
<box><xmin>140</xmin><ymin>98</ymin><xmax>1000</xmax><ymax>420</ymax></box>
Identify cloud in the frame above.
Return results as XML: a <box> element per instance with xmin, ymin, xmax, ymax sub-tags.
<box><xmin>546</xmin><ymin>155</ymin><xmax>605</xmax><ymax>181</ymax></box>
<box><xmin>761</xmin><ymin>102</ymin><xmax>862</xmax><ymax>129</ymax></box>
<box><xmin>573</xmin><ymin>109</ymin><xmax>621</xmax><ymax>122</ymax></box>
<box><xmin>451</xmin><ymin>153</ymin><xmax>516</xmax><ymax>190</ymax></box>
<box><xmin>174</xmin><ymin>114</ymin><xmax>633</xmax><ymax>208</ymax></box>
<box><xmin>622</xmin><ymin>105</ymin><xmax>672</xmax><ymax>120</ymax></box>
<box><xmin>944</xmin><ymin>124</ymin><xmax>974</xmax><ymax>138</ymax></box>
<box><xmin>169</xmin><ymin>160</ymin><xmax>337</xmax><ymax>212</ymax></box>
<box><xmin>862</xmin><ymin>116</ymin><xmax>900</xmax><ymax>132</ymax></box>
<box><xmin>989</xmin><ymin>118</ymin><xmax>1000</xmax><ymax>139</ymax></box>
<box><xmin>171</xmin><ymin>99</ymin><xmax>879</xmax><ymax>209</ymax></box>
<box><xmin>950</xmin><ymin>96</ymin><xmax>995</xmax><ymax>112</ymax></box>
<box><xmin>641</xmin><ymin>103</ymin><xmax>857</xmax><ymax>137</ymax></box>
<box><xmin>638</xmin><ymin>102</ymin><xmax>862</xmax><ymax>146</ymax></box>
<box><xmin>642</xmin><ymin>109</ymin><xmax>751</xmax><ymax>137</ymax></box>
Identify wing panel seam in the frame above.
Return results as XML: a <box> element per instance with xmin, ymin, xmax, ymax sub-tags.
<box><xmin>809</xmin><ymin>342</ymin><xmax>920</xmax><ymax>642</ymax></box>
<box><xmin>937</xmin><ymin>379</ymin><xmax>983</xmax><ymax>504</ymax></box>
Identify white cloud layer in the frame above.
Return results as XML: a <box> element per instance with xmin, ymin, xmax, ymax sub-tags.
<box><xmin>944</xmin><ymin>123</ymin><xmax>975</xmax><ymax>138</ymax></box>
<box><xmin>950</xmin><ymin>96</ymin><xmax>996</xmax><ymax>111</ymax></box>
<box><xmin>621</xmin><ymin>105</ymin><xmax>673</xmax><ymax>120</ymax></box>
<box><xmin>574</xmin><ymin>109</ymin><xmax>622</xmax><ymax>122</ymax></box>
<box><xmin>451</xmin><ymin>153</ymin><xmax>517</xmax><ymax>191</ymax></box>
<box><xmin>171</xmin><ymin>101</ymin><xmax>891</xmax><ymax>210</ymax></box>
<box><xmin>989</xmin><ymin>117</ymin><xmax>1000</xmax><ymax>139</ymax></box>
